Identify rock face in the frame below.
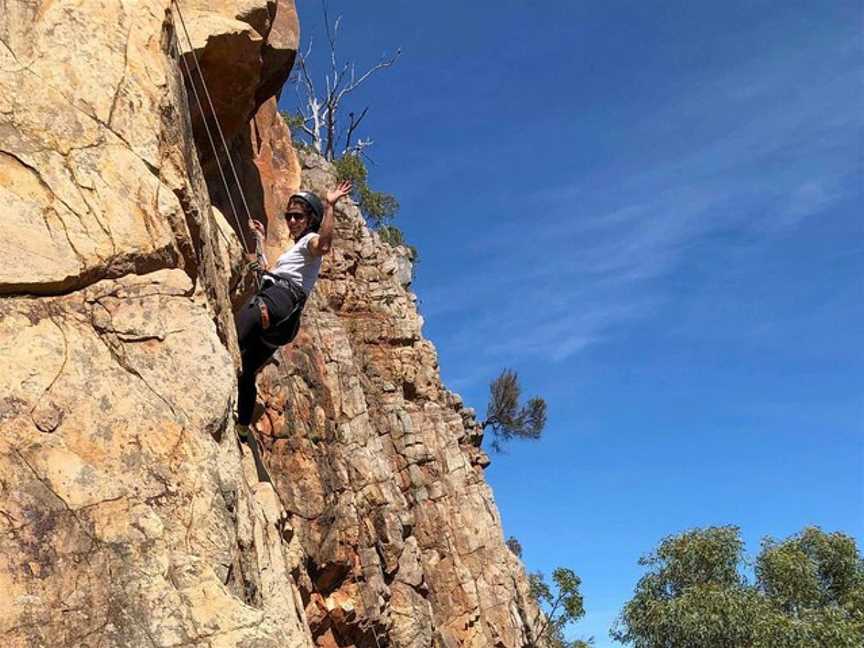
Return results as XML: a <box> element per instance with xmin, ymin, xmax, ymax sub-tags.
<box><xmin>1</xmin><ymin>0</ymin><xmax>310</xmax><ymax>645</ymax></box>
<box><xmin>0</xmin><ymin>1</ymin><xmax>538</xmax><ymax>647</ymax></box>
<box><xmin>253</xmin><ymin>149</ymin><xmax>540</xmax><ymax>648</ymax></box>
<box><xmin>175</xmin><ymin>0</ymin><xmax>299</xmax><ymax>153</ymax></box>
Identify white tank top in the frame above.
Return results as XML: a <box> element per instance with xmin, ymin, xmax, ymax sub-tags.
<box><xmin>270</xmin><ymin>232</ymin><xmax>322</xmax><ymax>295</ymax></box>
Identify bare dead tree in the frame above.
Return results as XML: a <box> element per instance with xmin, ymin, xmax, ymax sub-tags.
<box><xmin>292</xmin><ymin>1</ymin><xmax>401</xmax><ymax>161</ymax></box>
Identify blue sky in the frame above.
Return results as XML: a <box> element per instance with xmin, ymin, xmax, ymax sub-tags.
<box><xmin>285</xmin><ymin>2</ymin><xmax>863</xmax><ymax>644</ymax></box>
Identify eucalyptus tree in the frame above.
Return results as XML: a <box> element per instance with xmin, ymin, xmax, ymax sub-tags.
<box><xmin>612</xmin><ymin>526</ymin><xmax>864</xmax><ymax>648</ymax></box>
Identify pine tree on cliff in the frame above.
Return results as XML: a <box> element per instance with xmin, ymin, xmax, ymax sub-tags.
<box><xmin>482</xmin><ymin>369</ymin><xmax>547</xmax><ymax>452</ymax></box>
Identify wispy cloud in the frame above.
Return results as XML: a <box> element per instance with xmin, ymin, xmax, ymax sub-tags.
<box><xmin>775</xmin><ymin>176</ymin><xmax>851</xmax><ymax>229</ymax></box>
<box><xmin>421</xmin><ymin>33</ymin><xmax>861</xmax><ymax>380</ymax></box>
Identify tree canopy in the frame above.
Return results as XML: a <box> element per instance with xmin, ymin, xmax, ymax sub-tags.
<box><xmin>529</xmin><ymin>568</ymin><xmax>592</xmax><ymax>648</ymax></box>
<box><xmin>482</xmin><ymin>369</ymin><xmax>547</xmax><ymax>452</ymax></box>
<box><xmin>612</xmin><ymin>526</ymin><xmax>864</xmax><ymax>648</ymax></box>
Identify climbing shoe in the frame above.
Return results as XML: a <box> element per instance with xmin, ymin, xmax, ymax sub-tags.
<box><xmin>235</xmin><ymin>423</ymin><xmax>250</xmax><ymax>441</ymax></box>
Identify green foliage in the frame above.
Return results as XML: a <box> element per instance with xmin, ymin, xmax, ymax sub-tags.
<box><xmin>482</xmin><ymin>369</ymin><xmax>547</xmax><ymax>452</ymax></box>
<box><xmin>280</xmin><ymin>111</ymin><xmax>306</xmax><ymax>132</ymax></box>
<box><xmin>612</xmin><ymin>526</ymin><xmax>864</xmax><ymax>648</ymax></box>
<box><xmin>378</xmin><ymin>225</ymin><xmax>418</xmax><ymax>261</ymax></box>
<box><xmin>642</xmin><ymin>526</ymin><xmax>745</xmax><ymax>596</ymax></box>
<box><xmin>332</xmin><ymin>154</ymin><xmax>399</xmax><ymax>228</ymax></box>
<box><xmin>330</xmin><ymin>149</ymin><xmax>366</xmax><ymax>184</ymax></box>
<box><xmin>757</xmin><ymin>526</ymin><xmax>863</xmax><ymax>613</ymax></box>
<box><xmin>378</xmin><ymin>224</ymin><xmax>405</xmax><ymax>246</ymax></box>
<box><xmin>360</xmin><ymin>187</ymin><xmax>399</xmax><ymax>226</ymax></box>
<box><xmin>506</xmin><ymin>536</ymin><xmax>523</xmax><ymax>558</ymax></box>
<box><xmin>331</xmin><ymin>154</ymin><xmax>415</xmax><ymax>266</ymax></box>
<box><xmin>529</xmin><ymin>569</ymin><xmax>592</xmax><ymax>648</ymax></box>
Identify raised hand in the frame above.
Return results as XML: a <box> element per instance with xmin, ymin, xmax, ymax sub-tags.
<box><xmin>326</xmin><ymin>180</ymin><xmax>353</xmax><ymax>205</ymax></box>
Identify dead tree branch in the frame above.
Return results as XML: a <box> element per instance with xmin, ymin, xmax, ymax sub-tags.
<box><xmin>290</xmin><ymin>0</ymin><xmax>401</xmax><ymax>160</ymax></box>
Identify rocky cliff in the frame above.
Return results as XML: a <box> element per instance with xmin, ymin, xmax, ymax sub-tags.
<box><xmin>0</xmin><ymin>2</ymin><xmax>538</xmax><ymax>647</ymax></box>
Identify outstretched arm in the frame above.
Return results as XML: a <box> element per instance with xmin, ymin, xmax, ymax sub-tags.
<box><xmin>310</xmin><ymin>181</ymin><xmax>352</xmax><ymax>257</ymax></box>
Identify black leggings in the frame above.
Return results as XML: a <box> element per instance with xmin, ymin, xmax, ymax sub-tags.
<box><xmin>235</xmin><ymin>283</ymin><xmax>303</xmax><ymax>425</ymax></box>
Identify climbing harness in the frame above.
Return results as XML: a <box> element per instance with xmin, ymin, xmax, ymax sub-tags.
<box><xmin>257</xmin><ymin>300</ymin><xmax>271</xmax><ymax>329</ymax></box>
<box><xmin>256</xmin><ymin>273</ymin><xmax>307</xmax><ymax>349</ymax></box>
<box><xmin>169</xmin><ymin>0</ymin><xmax>262</xmax><ymax>288</ymax></box>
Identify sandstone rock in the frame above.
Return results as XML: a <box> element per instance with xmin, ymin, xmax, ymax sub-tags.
<box><xmin>175</xmin><ymin>10</ymin><xmax>264</xmax><ymax>151</ymax></box>
<box><xmin>252</xmin><ymin>151</ymin><xmax>541</xmax><ymax>648</ymax></box>
<box><xmin>258</xmin><ymin>0</ymin><xmax>301</xmax><ymax>103</ymax></box>
<box><xmin>1</xmin><ymin>0</ymin><xmax>308</xmax><ymax>645</ymax></box>
<box><xmin>0</xmin><ymin>64</ymin><xmax>180</xmax><ymax>295</ymax></box>
<box><xmin>1</xmin><ymin>1</ymin><xmax>539</xmax><ymax>646</ymax></box>
<box><xmin>185</xmin><ymin>0</ymin><xmax>274</xmax><ymax>37</ymax></box>
<box><xmin>174</xmin><ymin>0</ymin><xmax>299</xmax><ymax>152</ymax></box>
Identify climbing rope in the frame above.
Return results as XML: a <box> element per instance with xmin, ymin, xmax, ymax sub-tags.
<box><xmin>169</xmin><ymin>0</ymin><xmax>263</xmax><ymax>285</ymax></box>
<box><xmin>371</xmin><ymin>625</ymin><xmax>385</xmax><ymax>648</ymax></box>
<box><xmin>168</xmin><ymin>5</ymin><xmax>311</xmax><ymax>529</ymax></box>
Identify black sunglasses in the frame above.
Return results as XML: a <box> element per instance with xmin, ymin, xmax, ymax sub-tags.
<box><xmin>284</xmin><ymin>211</ymin><xmax>307</xmax><ymax>221</ymax></box>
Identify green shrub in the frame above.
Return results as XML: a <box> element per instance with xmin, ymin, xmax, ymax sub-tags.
<box><xmin>378</xmin><ymin>225</ymin><xmax>418</xmax><ymax>262</ymax></box>
<box><xmin>280</xmin><ymin>111</ymin><xmax>306</xmax><ymax>131</ymax></box>
<box><xmin>378</xmin><ymin>224</ymin><xmax>405</xmax><ymax>246</ymax></box>
<box><xmin>529</xmin><ymin>569</ymin><xmax>591</xmax><ymax>648</ymax></box>
<box><xmin>506</xmin><ymin>536</ymin><xmax>523</xmax><ymax>558</ymax></box>
<box><xmin>333</xmin><ymin>154</ymin><xmax>399</xmax><ymax>228</ymax></box>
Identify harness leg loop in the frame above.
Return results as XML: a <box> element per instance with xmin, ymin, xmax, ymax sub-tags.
<box><xmin>258</xmin><ymin>300</ymin><xmax>271</xmax><ymax>329</ymax></box>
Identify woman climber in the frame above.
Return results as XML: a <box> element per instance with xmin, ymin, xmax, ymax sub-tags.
<box><xmin>234</xmin><ymin>181</ymin><xmax>353</xmax><ymax>440</ymax></box>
